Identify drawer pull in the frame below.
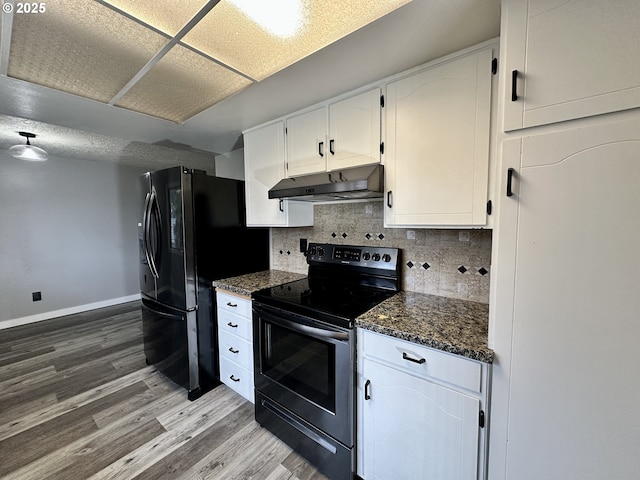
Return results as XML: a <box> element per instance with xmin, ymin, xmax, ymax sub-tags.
<box><xmin>227</xmin><ymin>322</ymin><xmax>238</xmax><ymax>328</ymax></box>
<box><xmin>230</xmin><ymin>375</ymin><xmax>241</xmax><ymax>382</ymax></box>
<box><xmin>402</xmin><ymin>352</ymin><xmax>426</xmax><ymax>365</ymax></box>
<box><xmin>364</xmin><ymin>379</ymin><xmax>372</xmax><ymax>400</ymax></box>
<box><xmin>226</xmin><ymin>302</ymin><xmax>238</xmax><ymax>308</ymax></box>
<box><xmin>228</xmin><ymin>347</ymin><xmax>239</xmax><ymax>354</ymax></box>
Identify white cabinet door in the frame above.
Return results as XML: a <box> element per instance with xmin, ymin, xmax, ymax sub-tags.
<box><xmin>327</xmin><ymin>88</ymin><xmax>381</xmax><ymax>171</ymax></box>
<box><xmin>384</xmin><ymin>47</ymin><xmax>493</xmax><ymax>227</ymax></box>
<box><xmin>491</xmin><ymin>117</ymin><xmax>640</xmax><ymax>480</ymax></box>
<box><xmin>243</xmin><ymin>121</ymin><xmax>313</xmax><ymax>227</ymax></box>
<box><xmin>502</xmin><ymin>0</ymin><xmax>640</xmax><ymax>131</ymax></box>
<box><xmin>285</xmin><ymin>107</ymin><xmax>328</xmax><ymax>177</ymax></box>
<box><xmin>286</xmin><ymin>89</ymin><xmax>382</xmax><ymax>176</ymax></box>
<box><xmin>362</xmin><ymin>358</ymin><xmax>480</xmax><ymax>480</ymax></box>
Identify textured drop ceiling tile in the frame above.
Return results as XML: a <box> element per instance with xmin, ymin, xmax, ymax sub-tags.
<box><xmin>102</xmin><ymin>0</ymin><xmax>209</xmax><ymax>36</ymax></box>
<box><xmin>7</xmin><ymin>0</ymin><xmax>169</xmax><ymax>103</ymax></box>
<box><xmin>183</xmin><ymin>0</ymin><xmax>412</xmax><ymax>80</ymax></box>
<box><xmin>116</xmin><ymin>44</ymin><xmax>253</xmax><ymax>123</ymax></box>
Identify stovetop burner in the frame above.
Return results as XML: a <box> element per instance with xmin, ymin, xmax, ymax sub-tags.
<box><xmin>252</xmin><ymin>243</ymin><xmax>401</xmax><ymax>328</ymax></box>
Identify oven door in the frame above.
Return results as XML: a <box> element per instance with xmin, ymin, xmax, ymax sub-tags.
<box><xmin>253</xmin><ymin>303</ymin><xmax>354</xmax><ymax>448</ymax></box>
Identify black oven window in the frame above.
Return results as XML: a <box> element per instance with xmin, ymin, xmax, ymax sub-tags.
<box><xmin>262</xmin><ymin>322</ymin><xmax>336</xmax><ymax>413</ymax></box>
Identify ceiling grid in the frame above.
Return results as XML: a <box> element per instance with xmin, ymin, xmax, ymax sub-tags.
<box><xmin>1</xmin><ymin>0</ymin><xmax>411</xmax><ymax>124</ymax></box>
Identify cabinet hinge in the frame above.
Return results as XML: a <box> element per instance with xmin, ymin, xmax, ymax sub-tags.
<box><xmin>479</xmin><ymin>410</ymin><xmax>485</xmax><ymax>428</ymax></box>
<box><xmin>380</xmin><ymin>142</ymin><xmax>384</xmax><ymax>155</ymax></box>
<box><xmin>486</xmin><ymin>200</ymin><xmax>492</xmax><ymax>215</ymax></box>
<box><xmin>491</xmin><ymin>58</ymin><xmax>498</xmax><ymax>75</ymax></box>
<box><xmin>380</xmin><ymin>95</ymin><xmax>385</xmax><ymax>108</ymax></box>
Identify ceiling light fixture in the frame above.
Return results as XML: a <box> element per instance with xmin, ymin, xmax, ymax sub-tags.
<box><xmin>228</xmin><ymin>0</ymin><xmax>306</xmax><ymax>38</ymax></box>
<box><xmin>9</xmin><ymin>131</ymin><xmax>48</xmax><ymax>161</ymax></box>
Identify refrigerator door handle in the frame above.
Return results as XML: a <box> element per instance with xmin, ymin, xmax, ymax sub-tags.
<box><xmin>147</xmin><ymin>189</ymin><xmax>161</xmax><ymax>279</ymax></box>
<box><xmin>142</xmin><ymin>192</ymin><xmax>155</xmax><ymax>275</ymax></box>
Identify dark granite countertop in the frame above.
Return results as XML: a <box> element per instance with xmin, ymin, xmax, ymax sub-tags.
<box><xmin>356</xmin><ymin>291</ymin><xmax>494</xmax><ymax>363</ymax></box>
<box><xmin>212</xmin><ymin>270</ymin><xmax>306</xmax><ymax>297</ymax></box>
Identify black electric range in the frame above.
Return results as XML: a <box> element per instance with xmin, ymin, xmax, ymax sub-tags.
<box><xmin>252</xmin><ymin>242</ymin><xmax>401</xmax><ymax>328</ymax></box>
<box><xmin>251</xmin><ymin>243</ymin><xmax>401</xmax><ymax>480</ymax></box>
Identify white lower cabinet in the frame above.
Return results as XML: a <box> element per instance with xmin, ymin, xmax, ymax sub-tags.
<box><xmin>216</xmin><ymin>290</ymin><xmax>254</xmax><ymax>403</ymax></box>
<box><xmin>357</xmin><ymin>329</ymin><xmax>490</xmax><ymax>480</ymax></box>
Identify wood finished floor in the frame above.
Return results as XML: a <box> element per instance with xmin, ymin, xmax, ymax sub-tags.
<box><xmin>0</xmin><ymin>302</ymin><xmax>328</xmax><ymax>480</ymax></box>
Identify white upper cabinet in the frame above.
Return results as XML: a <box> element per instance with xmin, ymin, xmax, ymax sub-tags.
<box><xmin>502</xmin><ymin>0</ymin><xmax>640</xmax><ymax>131</ymax></box>
<box><xmin>285</xmin><ymin>106</ymin><xmax>328</xmax><ymax>177</ymax></box>
<box><xmin>384</xmin><ymin>46</ymin><xmax>494</xmax><ymax>227</ymax></box>
<box><xmin>285</xmin><ymin>88</ymin><xmax>381</xmax><ymax>177</ymax></box>
<box><xmin>327</xmin><ymin>88</ymin><xmax>381</xmax><ymax>171</ymax></box>
<box><xmin>243</xmin><ymin>121</ymin><xmax>313</xmax><ymax>227</ymax></box>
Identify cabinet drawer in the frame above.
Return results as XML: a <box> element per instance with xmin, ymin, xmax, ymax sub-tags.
<box><xmin>217</xmin><ymin>309</ymin><xmax>252</xmax><ymax>340</ymax></box>
<box><xmin>219</xmin><ymin>356</ymin><xmax>254</xmax><ymax>403</ymax></box>
<box><xmin>360</xmin><ymin>330</ymin><xmax>482</xmax><ymax>393</ymax></box>
<box><xmin>216</xmin><ymin>291</ymin><xmax>251</xmax><ymax>318</ymax></box>
<box><xmin>218</xmin><ymin>328</ymin><xmax>254</xmax><ymax>371</ymax></box>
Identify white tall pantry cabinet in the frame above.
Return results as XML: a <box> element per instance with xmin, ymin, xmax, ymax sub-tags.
<box><xmin>489</xmin><ymin>1</ymin><xmax>640</xmax><ymax>479</ymax></box>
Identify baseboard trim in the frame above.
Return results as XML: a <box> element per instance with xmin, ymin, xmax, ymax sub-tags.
<box><xmin>0</xmin><ymin>294</ymin><xmax>141</xmax><ymax>330</ymax></box>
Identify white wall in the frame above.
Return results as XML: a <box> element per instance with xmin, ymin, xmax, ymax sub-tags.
<box><xmin>214</xmin><ymin>148</ymin><xmax>245</xmax><ymax>180</ymax></box>
<box><xmin>0</xmin><ymin>151</ymin><xmax>145</xmax><ymax>324</ymax></box>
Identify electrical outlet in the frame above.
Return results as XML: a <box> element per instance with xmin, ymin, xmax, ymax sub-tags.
<box><xmin>459</xmin><ymin>231</ymin><xmax>470</xmax><ymax>242</ymax></box>
<box><xmin>32</xmin><ymin>291</ymin><xmax>42</xmax><ymax>302</ymax></box>
<box><xmin>407</xmin><ymin>230</ymin><xmax>416</xmax><ymax>240</ymax></box>
<box><xmin>300</xmin><ymin>238</ymin><xmax>307</xmax><ymax>253</ymax></box>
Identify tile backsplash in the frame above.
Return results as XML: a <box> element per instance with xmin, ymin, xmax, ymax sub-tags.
<box><xmin>270</xmin><ymin>201</ymin><xmax>492</xmax><ymax>304</ymax></box>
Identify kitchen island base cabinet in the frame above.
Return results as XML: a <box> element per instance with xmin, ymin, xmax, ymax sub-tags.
<box><xmin>215</xmin><ymin>290</ymin><xmax>255</xmax><ymax>403</ymax></box>
<box><xmin>357</xmin><ymin>329</ymin><xmax>490</xmax><ymax>480</ymax></box>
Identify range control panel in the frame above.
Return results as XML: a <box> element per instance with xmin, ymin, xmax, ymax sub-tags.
<box><xmin>306</xmin><ymin>243</ymin><xmax>399</xmax><ymax>271</ymax></box>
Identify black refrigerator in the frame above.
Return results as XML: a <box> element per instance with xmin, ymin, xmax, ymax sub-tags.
<box><xmin>138</xmin><ymin>166</ymin><xmax>269</xmax><ymax>400</ymax></box>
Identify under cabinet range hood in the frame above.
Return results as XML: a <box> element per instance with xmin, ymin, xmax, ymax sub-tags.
<box><xmin>268</xmin><ymin>164</ymin><xmax>384</xmax><ymax>201</ymax></box>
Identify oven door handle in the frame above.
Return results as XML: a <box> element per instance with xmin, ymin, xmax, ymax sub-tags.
<box><xmin>269</xmin><ymin>314</ymin><xmax>350</xmax><ymax>342</ymax></box>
